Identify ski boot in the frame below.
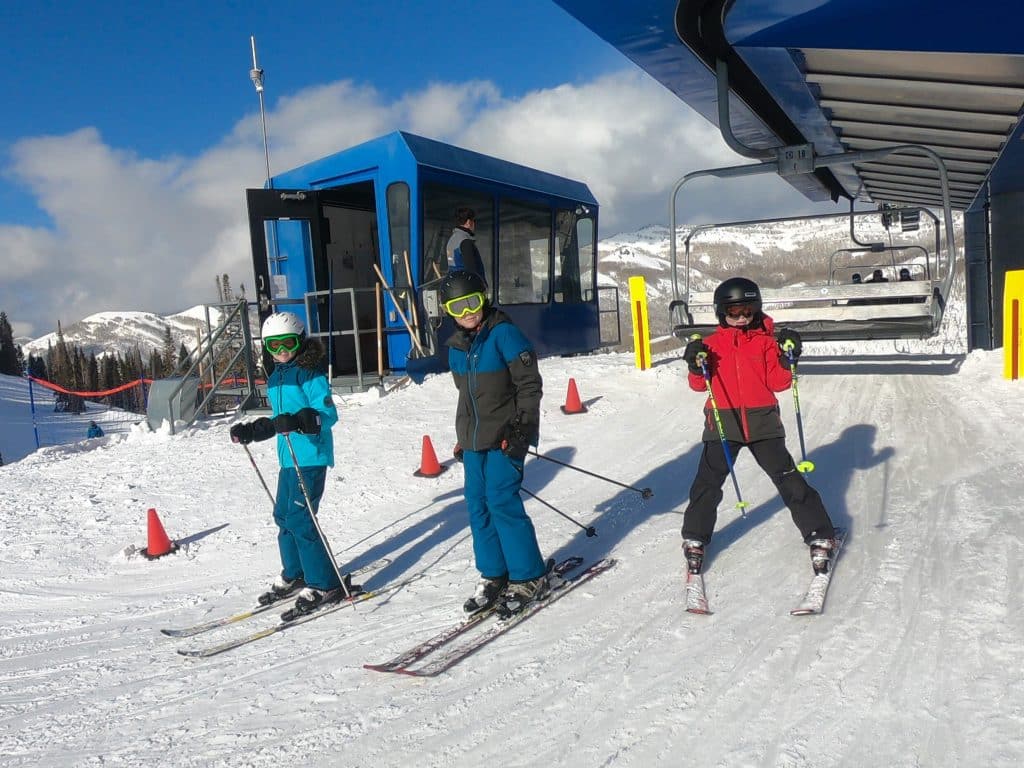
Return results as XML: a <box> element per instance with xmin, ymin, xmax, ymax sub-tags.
<box><xmin>463</xmin><ymin>575</ymin><xmax>508</xmax><ymax>614</ymax></box>
<box><xmin>282</xmin><ymin>574</ymin><xmax>362</xmax><ymax>620</ymax></box>
<box><xmin>495</xmin><ymin>573</ymin><xmax>551</xmax><ymax>620</ymax></box>
<box><xmin>682</xmin><ymin>539</ymin><xmax>705</xmax><ymax>575</ymax></box>
<box><xmin>257</xmin><ymin>575</ymin><xmax>305</xmax><ymax>606</ymax></box>
<box><xmin>808</xmin><ymin>538</ymin><xmax>836</xmax><ymax>575</ymax></box>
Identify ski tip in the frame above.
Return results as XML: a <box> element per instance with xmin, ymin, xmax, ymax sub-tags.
<box><xmin>686</xmin><ymin>607</ymin><xmax>713</xmax><ymax>615</ymax></box>
<box><xmin>363</xmin><ymin>663</ymin><xmax>427</xmax><ymax>677</ymax></box>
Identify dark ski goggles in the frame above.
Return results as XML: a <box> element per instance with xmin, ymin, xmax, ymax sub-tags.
<box><xmin>444</xmin><ymin>292</ymin><xmax>486</xmax><ymax>318</ymax></box>
<box><xmin>264</xmin><ymin>334</ymin><xmax>302</xmax><ymax>354</ymax></box>
<box><xmin>724</xmin><ymin>303</ymin><xmax>757</xmax><ymax>319</ymax></box>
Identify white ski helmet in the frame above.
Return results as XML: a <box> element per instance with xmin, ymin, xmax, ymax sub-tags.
<box><xmin>261</xmin><ymin>311</ymin><xmax>305</xmax><ymax>339</ymax></box>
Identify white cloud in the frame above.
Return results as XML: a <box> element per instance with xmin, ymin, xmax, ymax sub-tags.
<box><xmin>0</xmin><ymin>69</ymin><xmax>828</xmax><ymax>338</ymax></box>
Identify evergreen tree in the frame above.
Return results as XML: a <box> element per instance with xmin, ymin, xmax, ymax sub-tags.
<box><xmin>0</xmin><ymin>312</ymin><xmax>19</xmax><ymax>375</ymax></box>
<box><xmin>160</xmin><ymin>324</ymin><xmax>176</xmax><ymax>376</ymax></box>
<box><xmin>87</xmin><ymin>353</ymin><xmax>100</xmax><ymax>393</ymax></box>
<box><xmin>148</xmin><ymin>349</ymin><xmax>163</xmax><ymax>379</ymax></box>
<box><xmin>101</xmin><ymin>354</ymin><xmax>122</xmax><ymax>409</ymax></box>
<box><xmin>53</xmin><ymin>322</ymin><xmax>71</xmax><ymax>387</ymax></box>
<box><xmin>177</xmin><ymin>342</ymin><xmax>190</xmax><ymax>367</ymax></box>
<box><xmin>27</xmin><ymin>353</ymin><xmax>46</xmax><ymax>379</ymax></box>
<box><xmin>44</xmin><ymin>341</ymin><xmax>55</xmax><ymax>381</ymax></box>
<box><xmin>100</xmin><ymin>354</ymin><xmax>116</xmax><ymax>388</ymax></box>
<box><xmin>71</xmin><ymin>347</ymin><xmax>85</xmax><ymax>390</ymax></box>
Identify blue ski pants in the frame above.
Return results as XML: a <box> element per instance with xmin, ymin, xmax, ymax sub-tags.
<box><xmin>462</xmin><ymin>449</ymin><xmax>546</xmax><ymax>582</ymax></box>
<box><xmin>273</xmin><ymin>466</ymin><xmax>340</xmax><ymax>591</ymax></box>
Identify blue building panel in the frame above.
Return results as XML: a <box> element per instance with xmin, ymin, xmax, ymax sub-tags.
<box><xmin>248</xmin><ymin>131</ymin><xmax>603</xmax><ymax>379</ymax></box>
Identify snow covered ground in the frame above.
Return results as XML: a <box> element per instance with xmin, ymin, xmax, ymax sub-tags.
<box><xmin>1</xmin><ymin>346</ymin><xmax>1023</xmax><ymax>767</ymax></box>
<box><xmin>0</xmin><ymin>375</ymin><xmax>141</xmax><ymax>465</ymax></box>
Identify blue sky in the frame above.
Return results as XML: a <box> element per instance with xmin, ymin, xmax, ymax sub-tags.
<box><xmin>0</xmin><ymin>0</ymin><xmax>820</xmax><ymax>338</ymax></box>
<box><xmin>1</xmin><ymin>0</ymin><xmax>621</xmax><ymax>226</ymax></box>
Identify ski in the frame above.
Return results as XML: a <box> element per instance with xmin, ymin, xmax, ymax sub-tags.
<box><xmin>363</xmin><ymin>556</ymin><xmax>584</xmax><ymax>674</ymax></box>
<box><xmin>791</xmin><ymin>528</ymin><xmax>847</xmax><ymax>616</ymax></box>
<box><xmin>177</xmin><ymin>573</ymin><xmax>421</xmax><ymax>658</ymax></box>
<box><xmin>685</xmin><ymin>572</ymin><xmax>711</xmax><ymax>614</ymax></box>
<box><xmin>366</xmin><ymin>558</ymin><xmax>615</xmax><ymax>677</ymax></box>
<box><xmin>162</xmin><ymin>557</ymin><xmax>392</xmax><ymax>639</ymax></box>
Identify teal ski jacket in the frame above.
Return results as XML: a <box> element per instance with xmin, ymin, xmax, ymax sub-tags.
<box><xmin>266</xmin><ymin>339</ymin><xmax>338</xmax><ymax>468</ymax></box>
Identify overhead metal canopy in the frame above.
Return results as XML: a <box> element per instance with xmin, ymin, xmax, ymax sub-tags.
<box><xmin>553</xmin><ymin>0</ymin><xmax>1024</xmax><ymax>212</ymax></box>
<box><xmin>797</xmin><ymin>49</ymin><xmax>1024</xmax><ymax>210</ymax></box>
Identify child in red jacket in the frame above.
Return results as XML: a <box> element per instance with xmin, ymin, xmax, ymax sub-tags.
<box><xmin>681</xmin><ymin>277</ymin><xmax>837</xmax><ymax>576</ymax></box>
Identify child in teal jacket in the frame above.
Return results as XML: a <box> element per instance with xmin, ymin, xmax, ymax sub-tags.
<box><xmin>230</xmin><ymin>312</ymin><xmax>346</xmax><ymax>617</ymax></box>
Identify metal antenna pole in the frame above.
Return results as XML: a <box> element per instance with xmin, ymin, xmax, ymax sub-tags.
<box><xmin>249</xmin><ymin>35</ymin><xmax>272</xmax><ymax>188</ymax></box>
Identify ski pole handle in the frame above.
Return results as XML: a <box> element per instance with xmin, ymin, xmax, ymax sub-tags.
<box><xmin>688</xmin><ymin>333</ymin><xmax>711</xmax><ymax>380</ymax></box>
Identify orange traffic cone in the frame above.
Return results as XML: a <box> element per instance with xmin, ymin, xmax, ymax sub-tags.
<box><xmin>142</xmin><ymin>507</ymin><xmax>179</xmax><ymax>560</ymax></box>
<box><xmin>413</xmin><ymin>435</ymin><xmax>448</xmax><ymax>478</ymax></box>
<box><xmin>560</xmin><ymin>378</ymin><xmax>588</xmax><ymax>415</ymax></box>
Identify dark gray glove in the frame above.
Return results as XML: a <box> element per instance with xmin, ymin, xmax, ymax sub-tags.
<box><xmin>272</xmin><ymin>408</ymin><xmax>321</xmax><ymax>435</ymax></box>
<box><xmin>683</xmin><ymin>338</ymin><xmax>710</xmax><ymax>375</ymax></box>
<box><xmin>230</xmin><ymin>418</ymin><xmax>275</xmax><ymax>444</ymax></box>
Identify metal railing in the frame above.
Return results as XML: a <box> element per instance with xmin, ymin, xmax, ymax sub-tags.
<box><xmin>303</xmin><ymin>285</ymin><xmax>418</xmax><ymax>390</ymax></box>
<box><xmin>158</xmin><ymin>299</ymin><xmax>260</xmax><ymax>435</ymax></box>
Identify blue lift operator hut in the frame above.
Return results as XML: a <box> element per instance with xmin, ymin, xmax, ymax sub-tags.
<box><xmin>246</xmin><ymin>131</ymin><xmax>611</xmax><ymax>388</ymax></box>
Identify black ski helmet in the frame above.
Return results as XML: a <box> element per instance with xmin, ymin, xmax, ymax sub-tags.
<box><xmin>439</xmin><ymin>270</ymin><xmax>487</xmax><ymax>303</ymax></box>
<box><xmin>713</xmin><ymin>277</ymin><xmax>762</xmax><ymax>323</ymax></box>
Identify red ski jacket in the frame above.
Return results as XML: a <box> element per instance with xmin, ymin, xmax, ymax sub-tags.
<box><xmin>687</xmin><ymin>314</ymin><xmax>791</xmax><ymax>443</ymax></box>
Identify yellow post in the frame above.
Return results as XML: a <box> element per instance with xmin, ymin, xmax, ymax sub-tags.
<box><xmin>1004</xmin><ymin>270</ymin><xmax>1024</xmax><ymax>380</ymax></box>
<box><xmin>629</xmin><ymin>276</ymin><xmax>651</xmax><ymax>370</ymax></box>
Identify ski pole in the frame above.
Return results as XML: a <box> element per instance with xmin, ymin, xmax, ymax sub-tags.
<box><xmin>691</xmin><ymin>335</ymin><xmax>748</xmax><ymax>516</ymax></box>
<box><xmin>521</xmin><ymin>486</ymin><xmax>597</xmax><ymax>537</ymax></box>
<box><xmin>782</xmin><ymin>343</ymin><xmax>815</xmax><ymax>473</ymax></box>
<box><xmin>526</xmin><ymin>450</ymin><xmax>653</xmax><ymax>498</ymax></box>
<box><xmin>242</xmin><ymin>444</ymin><xmax>276</xmax><ymax>506</ymax></box>
<box><xmin>282</xmin><ymin>434</ymin><xmax>353</xmax><ymax>601</ymax></box>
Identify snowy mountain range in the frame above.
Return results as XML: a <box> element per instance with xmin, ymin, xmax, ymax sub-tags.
<box><xmin>598</xmin><ymin>214</ymin><xmax>961</xmax><ymax>339</ymax></box>
<box><xmin>21</xmin><ymin>306</ymin><xmax>226</xmax><ymax>361</ymax></box>
<box><xmin>19</xmin><ymin>213</ymin><xmax>962</xmax><ymax>359</ymax></box>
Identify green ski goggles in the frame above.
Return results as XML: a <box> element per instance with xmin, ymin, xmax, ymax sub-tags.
<box><xmin>264</xmin><ymin>334</ymin><xmax>302</xmax><ymax>354</ymax></box>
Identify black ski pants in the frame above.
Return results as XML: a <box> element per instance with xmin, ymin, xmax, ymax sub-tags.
<box><xmin>681</xmin><ymin>438</ymin><xmax>834</xmax><ymax>544</ymax></box>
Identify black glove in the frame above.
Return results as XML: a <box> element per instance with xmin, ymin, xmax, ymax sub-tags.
<box><xmin>230</xmin><ymin>417</ymin><xmax>275</xmax><ymax>444</ymax></box>
<box><xmin>683</xmin><ymin>338</ymin><xmax>710</xmax><ymax>375</ymax></box>
<box><xmin>453</xmin><ymin>444</ymin><xmax>464</xmax><ymax>463</ymax></box>
<box><xmin>500</xmin><ymin>420</ymin><xmax>531</xmax><ymax>461</ymax></box>
<box><xmin>272</xmin><ymin>408</ymin><xmax>321</xmax><ymax>435</ymax></box>
<box><xmin>294</xmin><ymin>407</ymin><xmax>322</xmax><ymax>435</ymax></box>
<box><xmin>776</xmin><ymin>328</ymin><xmax>803</xmax><ymax>360</ymax></box>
